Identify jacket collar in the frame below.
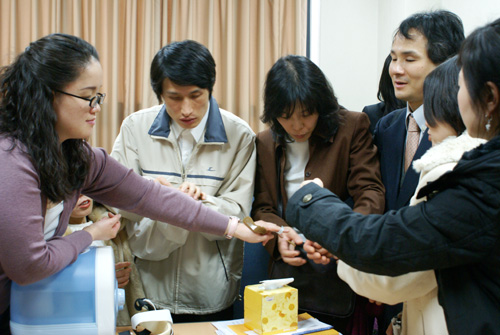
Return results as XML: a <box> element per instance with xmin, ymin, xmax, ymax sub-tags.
<box><xmin>312</xmin><ymin>125</ymin><xmax>335</xmax><ymax>143</ymax></box>
<box><xmin>412</xmin><ymin>132</ymin><xmax>486</xmax><ymax>174</ymax></box>
<box><xmin>148</xmin><ymin>96</ymin><xmax>228</xmax><ymax>143</ymax></box>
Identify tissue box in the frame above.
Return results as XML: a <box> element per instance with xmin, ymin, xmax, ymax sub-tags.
<box><xmin>244</xmin><ymin>284</ymin><xmax>298</xmax><ymax>335</ymax></box>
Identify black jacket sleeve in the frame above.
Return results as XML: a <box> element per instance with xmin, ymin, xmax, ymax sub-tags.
<box><xmin>285</xmin><ymin>182</ymin><xmax>498</xmax><ymax>276</ymax></box>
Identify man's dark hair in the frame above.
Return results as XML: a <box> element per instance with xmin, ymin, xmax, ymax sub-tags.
<box><xmin>397</xmin><ymin>10</ymin><xmax>465</xmax><ymax>65</ymax></box>
<box><xmin>150</xmin><ymin>40</ymin><xmax>216</xmax><ymax>103</ymax></box>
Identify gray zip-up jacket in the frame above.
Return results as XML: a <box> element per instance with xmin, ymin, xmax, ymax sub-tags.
<box><xmin>111</xmin><ymin>98</ymin><xmax>256</xmax><ymax>314</ymax></box>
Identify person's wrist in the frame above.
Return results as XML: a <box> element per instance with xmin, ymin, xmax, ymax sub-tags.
<box><xmin>225</xmin><ymin>216</ymin><xmax>239</xmax><ymax>239</ymax></box>
<box><xmin>83</xmin><ymin>225</ymin><xmax>96</xmax><ymax>240</ymax></box>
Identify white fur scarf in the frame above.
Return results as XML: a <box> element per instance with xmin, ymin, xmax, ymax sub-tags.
<box><xmin>413</xmin><ymin>132</ymin><xmax>487</xmax><ymax>174</ymax></box>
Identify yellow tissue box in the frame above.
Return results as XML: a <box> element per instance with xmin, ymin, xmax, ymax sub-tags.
<box><xmin>244</xmin><ymin>284</ymin><xmax>298</xmax><ymax>335</ymax></box>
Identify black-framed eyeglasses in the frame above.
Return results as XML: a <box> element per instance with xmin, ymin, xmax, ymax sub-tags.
<box><xmin>55</xmin><ymin>89</ymin><xmax>106</xmax><ymax>108</ymax></box>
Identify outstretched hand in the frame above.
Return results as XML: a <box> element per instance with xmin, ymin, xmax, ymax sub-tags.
<box><xmin>278</xmin><ymin>228</ymin><xmax>307</xmax><ymax>266</ymax></box>
<box><xmin>302</xmin><ymin>240</ymin><xmax>336</xmax><ymax>265</ymax></box>
<box><xmin>233</xmin><ymin>220</ymin><xmax>283</xmax><ymax>245</ymax></box>
<box><xmin>83</xmin><ymin>212</ymin><xmax>121</xmax><ymax>241</ymax></box>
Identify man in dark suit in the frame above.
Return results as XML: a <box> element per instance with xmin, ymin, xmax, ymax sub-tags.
<box><xmin>372</xmin><ymin>10</ymin><xmax>465</xmax><ymax>332</ymax></box>
<box><xmin>375</xmin><ymin>10</ymin><xmax>464</xmax><ymax>211</ymax></box>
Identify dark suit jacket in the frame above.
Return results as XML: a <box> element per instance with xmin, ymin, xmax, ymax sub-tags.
<box><xmin>373</xmin><ymin>107</ymin><xmax>432</xmax><ymax>211</ymax></box>
<box><xmin>252</xmin><ymin>109</ymin><xmax>385</xmax><ymax>256</ymax></box>
<box><xmin>362</xmin><ymin>101</ymin><xmax>386</xmax><ymax>134</ymax></box>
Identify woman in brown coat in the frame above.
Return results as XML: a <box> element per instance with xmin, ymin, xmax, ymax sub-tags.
<box><xmin>251</xmin><ymin>55</ymin><xmax>385</xmax><ymax>334</ymax></box>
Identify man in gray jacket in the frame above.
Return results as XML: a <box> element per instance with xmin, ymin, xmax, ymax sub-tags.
<box><xmin>111</xmin><ymin>40</ymin><xmax>256</xmax><ymax>322</ymax></box>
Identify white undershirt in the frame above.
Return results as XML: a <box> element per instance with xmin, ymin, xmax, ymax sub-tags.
<box><xmin>284</xmin><ymin>140</ymin><xmax>309</xmax><ymax>199</ymax></box>
<box><xmin>44</xmin><ymin>201</ymin><xmax>64</xmax><ymax>240</ymax></box>
<box><xmin>171</xmin><ymin>103</ymin><xmax>210</xmax><ymax>168</ymax></box>
<box><xmin>178</xmin><ymin>130</ymin><xmax>196</xmax><ymax>168</ymax></box>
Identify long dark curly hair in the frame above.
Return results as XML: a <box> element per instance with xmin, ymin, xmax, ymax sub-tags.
<box><xmin>0</xmin><ymin>33</ymin><xmax>99</xmax><ymax>202</ymax></box>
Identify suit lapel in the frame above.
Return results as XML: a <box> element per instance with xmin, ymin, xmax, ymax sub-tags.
<box><xmin>380</xmin><ymin>111</ymin><xmax>406</xmax><ymax>210</ymax></box>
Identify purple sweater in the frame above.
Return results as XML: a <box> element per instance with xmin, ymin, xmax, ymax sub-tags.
<box><xmin>0</xmin><ymin>136</ymin><xmax>229</xmax><ymax>314</ymax></box>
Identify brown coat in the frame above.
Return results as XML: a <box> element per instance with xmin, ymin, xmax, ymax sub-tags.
<box><xmin>252</xmin><ymin>109</ymin><xmax>385</xmax><ymax>257</ymax></box>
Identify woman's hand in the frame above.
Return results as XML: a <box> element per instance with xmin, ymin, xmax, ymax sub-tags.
<box><xmin>83</xmin><ymin>212</ymin><xmax>121</xmax><ymax>241</ymax></box>
<box><xmin>278</xmin><ymin>229</ymin><xmax>307</xmax><ymax>266</ymax></box>
<box><xmin>233</xmin><ymin>220</ymin><xmax>282</xmax><ymax>245</ymax></box>
<box><xmin>302</xmin><ymin>240</ymin><xmax>335</xmax><ymax>265</ymax></box>
<box><xmin>115</xmin><ymin>262</ymin><xmax>131</xmax><ymax>288</ymax></box>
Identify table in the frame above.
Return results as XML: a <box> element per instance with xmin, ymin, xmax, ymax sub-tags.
<box><xmin>116</xmin><ymin>322</ymin><xmax>215</xmax><ymax>335</ymax></box>
<box><xmin>117</xmin><ymin>321</ymin><xmax>339</xmax><ymax>335</ymax></box>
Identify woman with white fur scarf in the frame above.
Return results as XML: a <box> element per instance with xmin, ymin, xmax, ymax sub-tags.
<box><xmin>337</xmin><ymin>57</ymin><xmax>486</xmax><ymax>335</ymax></box>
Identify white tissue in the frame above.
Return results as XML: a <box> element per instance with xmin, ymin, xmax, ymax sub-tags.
<box><xmin>258</xmin><ymin>277</ymin><xmax>294</xmax><ymax>290</ymax></box>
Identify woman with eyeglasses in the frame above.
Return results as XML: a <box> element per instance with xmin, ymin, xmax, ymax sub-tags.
<box><xmin>285</xmin><ymin>19</ymin><xmax>500</xmax><ymax>334</ymax></box>
<box><xmin>0</xmin><ymin>33</ymin><xmax>280</xmax><ymax>333</ymax></box>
